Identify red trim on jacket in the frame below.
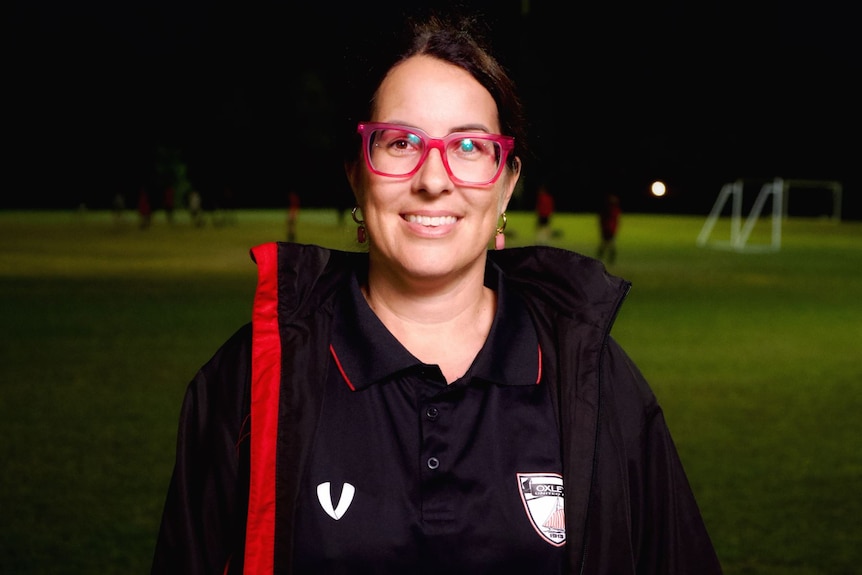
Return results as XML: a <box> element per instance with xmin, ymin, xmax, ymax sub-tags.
<box><xmin>246</xmin><ymin>243</ymin><xmax>281</xmax><ymax>574</ymax></box>
<box><xmin>329</xmin><ymin>344</ymin><xmax>357</xmax><ymax>391</ymax></box>
<box><xmin>536</xmin><ymin>345</ymin><xmax>542</xmax><ymax>384</ymax></box>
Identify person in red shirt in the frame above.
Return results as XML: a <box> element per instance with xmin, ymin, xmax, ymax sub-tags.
<box><xmin>137</xmin><ymin>186</ymin><xmax>152</xmax><ymax>229</ymax></box>
<box><xmin>535</xmin><ymin>184</ymin><xmax>555</xmax><ymax>245</ymax></box>
<box><xmin>287</xmin><ymin>191</ymin><xmax>301</xmax><ymax>242</ymax></box>
<box><xmin>597</xmin><ymin>193</ymin><xmax>621</xmax><ymax>263</ymax></box>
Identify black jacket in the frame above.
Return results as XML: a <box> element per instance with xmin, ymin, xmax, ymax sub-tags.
<box><xmin>152</xmin><ymin>242</ymin><xmax>722</xmax><ymax>574</ymax></box>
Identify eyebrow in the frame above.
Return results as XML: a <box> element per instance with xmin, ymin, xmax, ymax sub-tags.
<box><xmin>381</xmin><ymin>121</ymin><xmax>494</xmax><ymax>135</ymax></box>
<box><xmin>449</xmin><ymin>123</ymin><xmax>492</xmax><ymax>133</ymax></box>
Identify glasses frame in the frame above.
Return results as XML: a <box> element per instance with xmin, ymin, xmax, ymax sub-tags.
<box><xmin>357</xmin><ymin>122</ymin><xmax>515</xmax><ymax>186</ymax></box>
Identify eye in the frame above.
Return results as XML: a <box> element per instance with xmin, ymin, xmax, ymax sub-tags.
<box><xmin>459</xmin><ymin>138</ymin><xmax>475</xmax><ymax>153</ymax></box>
<box><xmin>391</xmin><ymin>132</ymin><xmax>422</xmax><ymax>151</ymax></box>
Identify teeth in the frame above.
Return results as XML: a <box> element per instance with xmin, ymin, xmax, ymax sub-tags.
<box><xmin>405</xmin><ymin>215</ymin><xmax>458</xmax><ymax>226</ymax></box>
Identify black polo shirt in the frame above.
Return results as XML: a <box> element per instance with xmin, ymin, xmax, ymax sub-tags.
<box><xmin>293</xmin><ymin>263</ymin><xmax>565</xmax><ymax>575</ymax></box>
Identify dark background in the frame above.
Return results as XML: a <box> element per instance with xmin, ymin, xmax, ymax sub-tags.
<box><xmin>7</xmin><ymin>1</ymin><xmax>860</xmax><ymax>218</ymax></box>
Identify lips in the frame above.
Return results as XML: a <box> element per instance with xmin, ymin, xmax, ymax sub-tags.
<box><xmin>403</xmin><ymin>214</ymin><xmax>459</xmax><ymax>227</ymax></box>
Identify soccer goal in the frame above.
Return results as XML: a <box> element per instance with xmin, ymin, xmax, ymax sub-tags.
<box><xmin>697</xmin><ymin>178</ymin><xmax>784</xmax><ymax>252</ymax></box>
<box><xmin>697</xmin><ymin>177</ymin><xmax>844</xmax><ymax>252</ymax></box>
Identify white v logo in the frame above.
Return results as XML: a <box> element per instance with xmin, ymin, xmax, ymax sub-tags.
<box><xmin>316</xmin><ymin>482</ymin><xmax>355</xmax><ymax>520</ymax></box>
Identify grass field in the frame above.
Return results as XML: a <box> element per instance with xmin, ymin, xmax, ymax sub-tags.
<box><xmin>1</xmin><ymin>208</ymin><xmax>860</xmax><ymax>574</ymax></box>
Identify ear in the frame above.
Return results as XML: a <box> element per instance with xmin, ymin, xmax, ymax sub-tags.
<box><xmin>500</xmin><ymin>156</ymin><xmax>521</xmax><ymax>212</ymax></box>
<box><xmin>344</xmin><ymin>161</ymin><xmax>362</xmax><ymax>203</ymax></box>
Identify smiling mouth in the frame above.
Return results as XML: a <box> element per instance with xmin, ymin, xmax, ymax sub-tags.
<box><xmin>404</xmin><ymin>215</ymin><xmax>459</xmax><ymax>226</ymax></box>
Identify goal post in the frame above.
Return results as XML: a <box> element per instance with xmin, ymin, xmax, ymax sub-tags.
<box><xmin>697</xmin><ymin>178</ymin><xmax>784</xmax><ymax>252</ymax></box>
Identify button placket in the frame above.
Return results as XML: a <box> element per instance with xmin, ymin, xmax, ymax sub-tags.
<box><xmin>418</xmin><ymin>388</ymin><xmax>458</xmax><ymax>520</ymax></box>
<box><xmin>422</xmin><ymin>401</ymin><xmax>442</xmax><ymax>472</ymax></box>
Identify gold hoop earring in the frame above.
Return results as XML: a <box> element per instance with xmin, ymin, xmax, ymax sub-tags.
<box><xmin>495</xmin><ymin>212</ymin><xmax>507</xmax><ymax>250</ymax></box>
<box><xmin>352</xmin><ymin>206</ymin><xmax>367</xmax><ymax>243</ymax></box>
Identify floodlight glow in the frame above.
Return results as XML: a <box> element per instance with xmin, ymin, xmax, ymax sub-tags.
<box><xmin>651</xmin><ymin>181</ymin><xmax>666</xmax><ymax>197</ymax></box>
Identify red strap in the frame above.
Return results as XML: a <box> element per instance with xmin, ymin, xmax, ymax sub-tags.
<box><xmin>245</xmin><ymin>242</ymin><xmax>281</xmax><ymax>574</ymax></box>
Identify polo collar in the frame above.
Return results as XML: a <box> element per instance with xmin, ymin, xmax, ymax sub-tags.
<box><xmin>329</xmin><ymin>261</ymin><xmax>541</xmax><ymax>391</ymax></box>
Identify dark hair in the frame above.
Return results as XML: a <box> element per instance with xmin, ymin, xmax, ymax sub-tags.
<box><xmin>338</xmin><ymin>9</ymin><xmax>526</xmax><ymax>172</ymax></box>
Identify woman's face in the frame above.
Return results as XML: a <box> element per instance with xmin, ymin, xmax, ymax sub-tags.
<box><xmin>349</xmin><ymin>54</ymin><xmax>520</xmax><ymax>286</ymax></box>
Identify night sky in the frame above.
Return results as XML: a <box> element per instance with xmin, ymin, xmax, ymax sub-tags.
<box><xmin>7</xmin><ymin>1</ymin><xmax>861</xmax><ymax>219</ymax></box>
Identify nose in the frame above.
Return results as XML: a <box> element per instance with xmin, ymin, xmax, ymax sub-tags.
<box><xmin>415</xmin><ymin>147</ymin><xmax>452</xmax><ymax>193</ymax></box>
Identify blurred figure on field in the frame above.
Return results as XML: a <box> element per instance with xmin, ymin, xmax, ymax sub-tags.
<box><xmin>137</xmin><ymin>186</ymin><xmax>152</xmax><ymax>230</ymax></box>
<box><xmin>597</xmin><ymin>193</ymin><xmax>621</xmax><ymax>264</ymax></box>
<box><xmin>535</xmin><ymin>184</ymin><xmax>555</xmax><ymax>245</ymax></box>
<box><xmin>287</xmin><ymin>190</ymin><xmax>301</xmax><ymax>242</ymax></box>
<box><xmin>188</xmin><ymin>189</ymin><xmax>204</xmax><ymax>227</ymax></box>
<box><xmin>112</xmin><ymin>191</ymin><xmax>126</xmax><ymax>227</ymax></box>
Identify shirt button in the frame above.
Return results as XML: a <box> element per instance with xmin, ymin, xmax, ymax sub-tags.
<box><xmin>427</xmin><ymin>457</ymin><xmax>440</xmax><ymax>470</ymax></box>
<box><xmin>425</xmin><ymin>406</ymin><xmax>439</xmax><ymax>420</ymax></box>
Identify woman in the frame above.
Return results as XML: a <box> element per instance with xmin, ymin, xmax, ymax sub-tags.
<box><xmin>152</xmin><ymin>12</ymin><xmax>722</xmax><ymax>575</ymax></box>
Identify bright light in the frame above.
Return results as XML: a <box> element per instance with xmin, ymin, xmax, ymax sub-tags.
<box><xmin>650</xmin><ymin>180</ymin><xmax>667</xmax><ymax>197</ymax></box>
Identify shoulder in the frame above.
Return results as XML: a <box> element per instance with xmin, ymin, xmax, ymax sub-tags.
<box><xmin>176</xmin><ymin>323</ymin><xmax>254</xmax><ymax>442</ymax></box>
<box><xmin>198</xmin><ymin>323</ymin><xmax>253</xmax><ymax>377</ymax></box>
<box><xmin>602</xmin><ymin>336</ymin><xmax>659</xmax><ymax>416</ymax></box>
<box><xmin>252</xmin><ymin>242</ymin><xmax>366</xmax><ymax>320</ymax></box>
<box><xmin>489</xmin><ymin>246</ymin><xmax>630</xmax><ymax>325</ymax></box>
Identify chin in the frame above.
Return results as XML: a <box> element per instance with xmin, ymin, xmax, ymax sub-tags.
<box><xmin>404</xmin><ymin>246</ymin><xmax>484</xmax><ymax>276</ymax></box>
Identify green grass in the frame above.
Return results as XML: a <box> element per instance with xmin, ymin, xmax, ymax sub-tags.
<box><xmin>1</xmin><ymin>208</ymin><xmax>860</xmax><ymax>574</ymax></box>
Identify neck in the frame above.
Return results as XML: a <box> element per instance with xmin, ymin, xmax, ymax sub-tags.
<box><xmin>362</xmin><ymin>261</ymin><xmax>495</xmax><ymax>383</ymax></box>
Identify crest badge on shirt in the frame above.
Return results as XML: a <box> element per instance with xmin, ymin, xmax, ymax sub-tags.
<box><xmin>517</xmin><ymin>472</ymin><xmax>566</xmax><ymax>547</ymax></box>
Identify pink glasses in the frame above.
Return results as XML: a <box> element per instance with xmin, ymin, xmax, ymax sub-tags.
<box><xmin>357</xmin><ymin>122</ymin><xmax>515</xmax><ymax>186</ymax></box>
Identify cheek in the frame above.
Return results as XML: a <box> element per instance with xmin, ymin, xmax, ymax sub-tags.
<box><xmin>471</xmin><ymin>197</ymin><xmax>505</xmax><ymax>229</ymax></box>
<box><xmin>351</xmin><ymin>169</ymin><xmax>381</xmax><ymax>211</ymax></box>
<box><xmin>360</xmin><ymin>178</ymin><xmax>403</xmax><ymax>216</ymax></box>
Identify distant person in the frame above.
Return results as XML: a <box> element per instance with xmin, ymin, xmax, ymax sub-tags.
<box><xmin>597</xmin><ymin>193</ymin><xmax>621</xmax><ymax>264</ymax></box>
<box><xmin>286</xmin><ymin>191</ymin><xmax>301</xmax><ymax>242</ymax></box>
<box><xmin>112</xmin><ymin>192</ymin><xmax>126</xmax><ymax>226</ymax></box>
<box><xmin>187</xmin><ymin>189</ymin><xmax>203</xmax><ymax>227</ymax></box>
<box><xmin>152</xmin><ymin>10</ymin><xmax>722</xmax><ymax>575</ymax></box>
<box><xmin>137</xmin><ymin>186</ymin><xmax>152</xmax><ymax>230</ymax></box>
<box><xmin>535</xmin><ymin>184</ymin><xmax>555</xmax><ymax>244</ymax></box>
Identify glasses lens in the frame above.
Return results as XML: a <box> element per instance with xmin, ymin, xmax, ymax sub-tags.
<box><xmin>445</xmin><ymin>136</ymin><xmax>503</xmax><ymax>184</ymax></box>
<box><xmin>368</xmin><ymin>127</ymin><xmax>424</xmax><ymax>177</ymax></box>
